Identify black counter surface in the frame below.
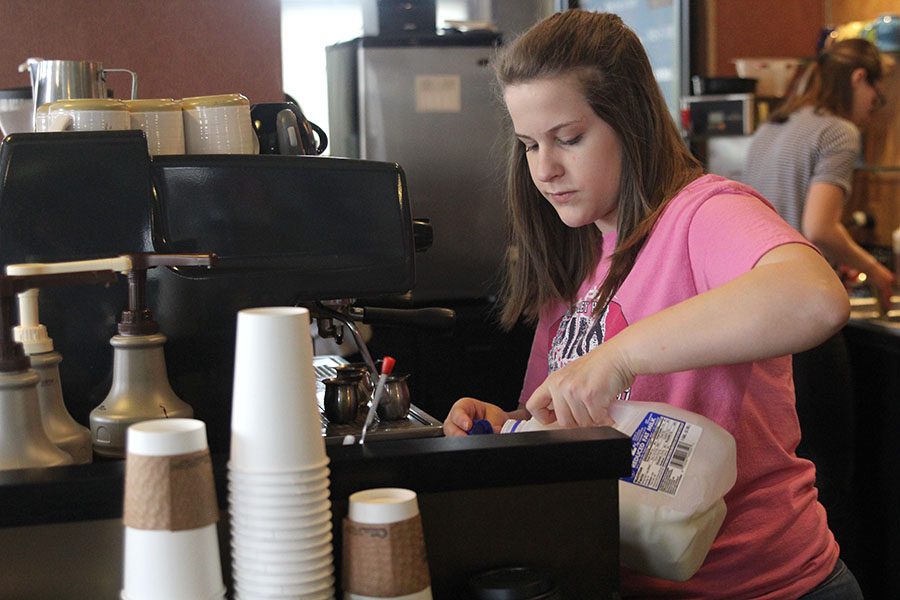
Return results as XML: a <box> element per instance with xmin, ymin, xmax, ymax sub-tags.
<box><xmin>0</xmin><ymin>428</ymin><xmax>631</xmax><ymax>599</ymax></box>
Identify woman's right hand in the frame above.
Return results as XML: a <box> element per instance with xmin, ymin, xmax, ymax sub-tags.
<box><xmin>443</xmin><ymin>398</ymin><xmax>512</xmax><ymax>437</ymax></box>
<box><xmin>866</xmin><ymin>262</ymin><xmax>896</xmax><ymax>314</ymax></box>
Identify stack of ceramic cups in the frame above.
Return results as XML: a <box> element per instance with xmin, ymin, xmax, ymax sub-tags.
<box><xmin>229</xmin><ymin>307</ymin><xmax>335</xmax><ymax>599</ymax></box>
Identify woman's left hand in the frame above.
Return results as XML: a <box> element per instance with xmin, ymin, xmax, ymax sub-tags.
<box><xmin>525</xmin><ymin>341</ymin><xmax>635</xmax><ymax>427</ymax></box>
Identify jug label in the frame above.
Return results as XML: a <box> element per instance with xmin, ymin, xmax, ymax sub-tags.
<box><xmin>622</xmin><ymin>412</ymin><xmax>701</xmax><ymax>497</ymax></box>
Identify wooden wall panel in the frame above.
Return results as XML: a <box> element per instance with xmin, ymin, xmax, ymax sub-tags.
<box><xmin>0</xmin><ymin>0</ymin><xmax>283</xmax><ymax>103</ymax></box>
<box><xmin>707</xmin><ymin>0</ymin><xmax>825</xmax><ymax>76</ymax></box>
<box><xmin>829</xmin><ymin>0</ymin><xmax>899</xmax><ymax>25</ymax></box>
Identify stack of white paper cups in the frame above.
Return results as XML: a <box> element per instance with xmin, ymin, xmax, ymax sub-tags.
<box><xmin>343</xmin><ymin>488</ymin><xmax>432</xmax><ymax>600</ymax></box>
<box><xmin>122</xmin><ymin>418</ymin><xmax>225</xmax><ymax>600</ymax></box>
<box><xmin>229</xmin><ymin>307</ymin><xmax>335</xmax><ymax>599</ymax></box>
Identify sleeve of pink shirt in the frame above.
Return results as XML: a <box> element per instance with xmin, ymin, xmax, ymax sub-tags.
<box><xmin>686</xmin><ymin>190</ymin><xmax>813</xmax><ymax>292</ymax></box>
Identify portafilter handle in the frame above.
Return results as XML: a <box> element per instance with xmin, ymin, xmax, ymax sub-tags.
<box><xmin>348</xmin><ymin>306</ymin><xmax>456</xmax><ymax>329</ymax></box>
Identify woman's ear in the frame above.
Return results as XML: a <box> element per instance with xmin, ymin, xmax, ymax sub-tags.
<box><xmin>850</xmin><ymin>67</ymin><xmax>868</xmax><ymax>87</ymax></box>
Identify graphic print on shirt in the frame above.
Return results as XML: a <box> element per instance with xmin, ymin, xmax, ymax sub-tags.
<box><xmin>548</xmin><ymin>285</ymin><xmax>629</xmax><ymax>403</ymax></box>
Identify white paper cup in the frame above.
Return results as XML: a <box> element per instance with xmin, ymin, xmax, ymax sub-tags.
<box><xmin>125</xmin><ymin>98</ymin><xmax>185</xmax><ymax>156</ymax></box>
<box><xmin>122</xmin><ymin>418</ymin><xmax>224</xmax><ymax>600</ymax></box>
<box><xmin>237</xmin><ymin>568</ymin><xmax>334</xmax><ymax>588</ymax></box>
<box><xmin>228</xmin><ymin>475</ymin><xmax>329</xmax><ymax>495</ymax></box>
<box><xmin>348</xmin><ymin>488</ymin><xmax>419</xmax><ymax>524</ymax></box>
<box><xmin>233</xmin><ymin>531</ymin><xmax>333</xmax><ymax>553</ymax></box>
<box><xmin>124</xmin><ymin>526</ymin><xmax>225</xmax><ymax>600</ymax></box>
<box><xmin>229</xmin><ymin>506</ymin><xmax>332</xmax><ymax>532</ymax></box>
<box><xmin>235</xmin><ymin>559</ymin><xmax>334</xmax><ymax>584</ymax></box>
<box><xmin>230</xmin><ymin>307</ymin><xmax>327</xmax><ymax>472</ymax></box>
<box><xmin>230</xmin><ymin>493</ymin><xmax>331</xmax><ymax>511</ymax></box>
<box><xmin>229</xmin><ymin>495</ymin><xmax>331</xmax><ymax>513</ymax></box>
<box><xmin>182</xmin><ymin>93</ymin><xmax>259</xmax><ymax>155</ymax></box>
<box><xmin>232</xmin><ymin>541</ymin><xmax>334</xmax><ymax>565</ymax></box>
<box><xmin>229</xmin><ymin>485</ymin><xmax>329</xmax><ymax>505</ymax></box>
<box><xmin>233</xmin><ymin>551</ymin><xmax>333</xmax><ymax>575</ymax></box>
<box><xmin>345</xmin><ymin>589</ymin><xmax>433</xmax><ymax>600</ymax></box>
<box><xmin>234</xmin><ymin>574</ymin><xmax>334</xmax><ymax>597</ymax></box>
<box><xmin>228</xmin><ymin>462</ymin><xmax>330</xmax><ymax>482</ymax></box>
<box><xmin>230</xmin><ymin>517</ymin><xmax>332</xmax><ymax>541</ymax></box>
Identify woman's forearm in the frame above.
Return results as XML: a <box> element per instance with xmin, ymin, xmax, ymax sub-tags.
<box><xmin>609</xmin><ymin>243</ymin><xmax>850</xmax><ymax>378</ymax></box>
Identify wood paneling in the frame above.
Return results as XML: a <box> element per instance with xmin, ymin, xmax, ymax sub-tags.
<box><xmin>830</xmin><ymin>0</ymin><xmax>899</xmax><ymax>25</ymax></box>
<box><xmin>706</xmin><ymin>0</ymin><xmax>825</xmax><ymax>76</ymax></box>
<box><xmin>0</xmin><ymin>0</ymin><xmax>283</xmax><ymax>103</ymax></box>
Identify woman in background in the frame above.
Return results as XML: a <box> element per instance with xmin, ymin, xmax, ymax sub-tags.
<box><xmin>743</xmin><ymin>38</ymin><xmax>894</xmax><ymax>573</ymax></box>
<box><xmin>745</xmin><ymin>39</ymin><xmax>893</xmax><ymax>307</ymax></box>
<box><xmin>443</xmin><ymin>9</ymin><xmax>859</xmax><ymax>598</ymax></box>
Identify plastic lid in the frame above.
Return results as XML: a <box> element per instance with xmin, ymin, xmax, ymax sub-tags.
<box><xmin>467</xmin><ymin>419</ymin><xmax>495</xmax><ymax>435</ymax></box>
<box><xmin>48</xmin><ymin>98</ymin><xmax>127</xmax><ymax>111</ymax></box>
<box><xmin>123</xmin><ymin>98</ymin><xmax>182</xmax><ymax>112</ymax></box>
<box><xmin>127</xmin><ymin>418</ymin><xmax>208</xmax><ymax>456</ymax></box>
<box><xmin>468</xmin><ymin>566</ymin><xmax>559</xmax><ymax>600</ymax></box>
<box><xmin>13</xmin><ymin>289</ymin><xmax>52</xmax><ymax>354</ymax></box>
<box><xmin>181</xmin><ymin>93</ymin><xmax>249</xmax><ymax>108</ymax></box>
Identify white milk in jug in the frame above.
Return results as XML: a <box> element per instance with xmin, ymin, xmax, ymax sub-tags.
<box><xmin>501</xmin><ymin>399</ymin><xmax>737</xmax><ymax>581</ymax></box>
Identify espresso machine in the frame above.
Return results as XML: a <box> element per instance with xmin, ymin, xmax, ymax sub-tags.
<box><xmin>0</xmin><ymin>129</ymin><xmax>449</xmax><ymax>455</ymax></box>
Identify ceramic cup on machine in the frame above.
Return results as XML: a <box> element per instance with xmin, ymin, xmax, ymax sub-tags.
<box><xmin>181</xmin><ymin>93</ymin><xmax>259</xmax><ymax>154</ymax></box>
<box><xmin>124</xmin><ymin>98</ymin><xmax>185</xmax><ymax>156</ymax></box>
<box><xmin>121</xmin><ymin>418</ymin><xmax>225</xmax><ymax>600</ymax></box>
<box><xmin>44</xmin><ymin>98</ymin><xmax>130</xmax><ymax>132</ymax></box>
<box><xmin>343</xmin><ymin>488</ymin><xmax>433</xmax><ymax>600</ymax></box>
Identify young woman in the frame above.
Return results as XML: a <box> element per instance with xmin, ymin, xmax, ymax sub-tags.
<box><xmin>443</xmin><ymin>10</ymin><xmax>859</xmax><ymax>599</ymax></box>
<box><xmin>743</xmin><ymin>38</ymin><xmax>893</xmax><ymax>575</ymax></box>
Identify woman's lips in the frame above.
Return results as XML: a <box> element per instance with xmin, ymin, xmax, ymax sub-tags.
<box><xmin>547</xmin><ymin>190</ymin><xmax>576</xmax><ymax>203</ymax></box>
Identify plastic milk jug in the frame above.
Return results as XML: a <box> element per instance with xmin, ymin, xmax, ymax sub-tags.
<box><xmin>501</xmin><ymin>399</ymin><xmax>737</xmax><ymax>581</ymax></box>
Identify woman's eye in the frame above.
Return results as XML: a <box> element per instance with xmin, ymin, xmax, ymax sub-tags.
<box><xmin>522</xmin><ymin>141</ymin><xmax>538</xmax><ymax>153</ymax></box>
<box><xmin>559</xmin><ymin>135</ymin><xmax>583</xmax><ymax>146</ymax></box>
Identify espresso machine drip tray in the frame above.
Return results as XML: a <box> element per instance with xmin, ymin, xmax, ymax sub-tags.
<box><xmin>313</xmin><ymin>355</ymin><xmax>444</xmax><ymax>445</ymax></box>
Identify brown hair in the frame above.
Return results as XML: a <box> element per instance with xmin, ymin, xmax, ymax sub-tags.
<box><xmin>493</xmin><ymin>10</ymin><xmax>702</xmax><ymax>329</ymax></box>
<box><xmin>771</xmin><ymin>38</ymin><xmax>883</xmax><ymax>123</ymax></box>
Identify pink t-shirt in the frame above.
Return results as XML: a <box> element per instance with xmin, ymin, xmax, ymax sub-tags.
<box><xmin>519</xmin><ymin>175</ymin><xmax>838</xmax><ymax>599</ymax></box>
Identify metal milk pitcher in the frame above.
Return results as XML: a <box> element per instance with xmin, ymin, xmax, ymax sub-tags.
<box><xmin>18</xmin><ymin>58</ymin><xmax>138</xmax><ymax>129</ymax></box>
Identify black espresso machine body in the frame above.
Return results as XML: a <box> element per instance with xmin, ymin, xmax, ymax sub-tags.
<box><xmin>0</xmin><ymin>130</ymin><xmax>417</xmax><ymax>453</ymax></box>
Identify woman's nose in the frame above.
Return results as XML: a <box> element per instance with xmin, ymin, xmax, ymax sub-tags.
<box><xmin>531</xmin><ymin>149</ymin><xmax>563</xmax><ymax>182</ymax></box>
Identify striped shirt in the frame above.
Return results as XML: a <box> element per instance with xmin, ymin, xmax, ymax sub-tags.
<box><xmin>743</xmin><ymin>106</ymin><xmax>860</xmax><ymax>231</ymax></box>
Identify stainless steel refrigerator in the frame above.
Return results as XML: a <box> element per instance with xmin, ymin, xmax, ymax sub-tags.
<box><xmin>326</xmin><ymin>33</ymin><xmax>506</xmax><ymax>303</ymax></box>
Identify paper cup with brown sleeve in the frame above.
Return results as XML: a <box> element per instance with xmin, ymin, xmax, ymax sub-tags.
<box><xmin>343</xmin><ymin>488</ymin><xmax>432</xmax><ymax>600</ymax></box>
<box><xmin>124</xmin><ymin>98</ymin><xmax>185</xmax><ymax>156</ymax></box>
<box><xmin>121</xmin><ymin>418</ymin><xmax>225</xmax><ymax>600</ymax></box>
